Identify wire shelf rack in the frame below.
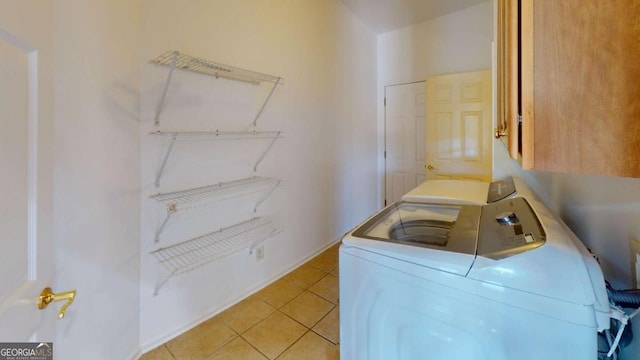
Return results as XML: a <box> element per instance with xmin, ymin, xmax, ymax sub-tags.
<box><xmin>150</xmin><ymin>51</ymin><xmax>283</xmax><ymax>127</ymax></box>
<box><xmin>152</xmin><ymin>216</ymin><xmax>280</xmax><ymax>295</ymax></box>
<box><xmin>150</xmin><ymin>176</ymin><xmax>281</xmax><ymax>243</ymax></box>
<box><xmin>151</xmin><ymin>51</ymin><xmax>281</xmax><ymax>84</ymax></box>
<box><xmin>150</xmin><ymin>130</ymin><xmax>282</xmax><ymax>187</ymax></box>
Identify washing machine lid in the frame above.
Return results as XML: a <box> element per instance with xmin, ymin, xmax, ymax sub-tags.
<box><xmin>401</xmin><ymin>179</ymin><xmax>490</xmax><ymax>204</ymax></box>
<box><xmin>347</xmin><ymin>202</ymin><xmax>481</xmax><ymax>275</ymax></box>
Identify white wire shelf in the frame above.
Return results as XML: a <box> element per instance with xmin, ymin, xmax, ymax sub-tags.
<box><xmin>150</xmin><ymin>130</ymin><xmax>282</xmax><ymax>187</ymax></box>
<box><xmin>150</xmin><ymin>51</ymin><xmax>283</xmax><ymax>127</ymax></box>
<box><xmin>150</xmin><ymin>176</ymin><xmax>281</xmax><ymax>243</ymax></box>
<box><xmin>150</xmin><ymin>176</ymin><xmax>280</xmax><ymax>208</ymax></box>
<box><xmin>152</xmin><ymin>217</ymin><xmax>280</xmax><ymax>295</ymax></box>
<box><xmin>151</xmin><ymin>51</ymin><xmax>281</xmax><ymax>84</ymax></box>
<box><xmin>150</xmin><ymin>130</ymin><xmax>282</xmax><ymax>141</ymax></box>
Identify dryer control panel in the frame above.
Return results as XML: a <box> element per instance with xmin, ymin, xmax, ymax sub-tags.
<box><xmin>477</xmin><ymin>197</ymin><xmax>546</xmax><ymax>259</ymax></box>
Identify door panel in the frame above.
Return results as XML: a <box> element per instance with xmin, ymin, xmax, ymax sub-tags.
<box><xmin>0</xmin><ymin>35</ymin><xmax>30</xmax><ymax>305</ymax></box>
<box><xmin>425</xmin><ymin>71</ymin><xmax>492</xmax><ymax>181</ymax></box>
<box><xmin>462</xmin><ymin>112</ymin><xmax>482</xmax><ymax>160</ymax></box>
<box><xmin>0</xmin><ymin>1</ymin><xmax>55</xmax><ymax>342</ymax></box>
<box><xmin>384</xmin><ymin>82</ymin><xmax>426</xmax><ymax>204</ymax></box>
<box><xmin>436</xmin><ymin>112</ymin><xmax>454</xmax><ymax>159</ymax></box>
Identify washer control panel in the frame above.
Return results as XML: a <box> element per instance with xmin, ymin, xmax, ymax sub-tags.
<box><xmin>477</xmin><ymin>197</ymin><xmax>546</xmax><ymax>259</ymax></box>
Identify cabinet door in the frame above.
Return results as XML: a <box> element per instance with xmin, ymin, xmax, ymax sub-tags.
<box><xmin>522</xmin><ymin>0</ymin><xmax>640</xmax><ymax>177</ymax></box>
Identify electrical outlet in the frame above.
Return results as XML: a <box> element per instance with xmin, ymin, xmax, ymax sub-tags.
<box><xmin>255</xmin><ymin>245</ymin><xmax>265</xmax><ymax>261</ymax></box>
<box><xmin>630</xmin><ymin>237</ymin><xmax>640</xmax><ymax>288</ymax></box>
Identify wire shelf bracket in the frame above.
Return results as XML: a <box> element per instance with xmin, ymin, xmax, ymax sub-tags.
<box><xmin>153</xmin><ymin>51</ymin><xmax>179</xmax><ymax>126</ymax></box>
<box><xmin>150</xmin><ymin>176</ymin><xmax>281</xmax><ymax>242</ymax></box>
<box><xmin>152</xmin><ymin>217</ymin><xmax>281</xmax><ymax>295</ymax></box>
<box><xmin>150</xmin><ymin>51</ymin><xmax>283</xmax><ymax>127</ymax></box>
<box><xmin>151</xmin><ymin>130</ymin><xmax>282</xmax><ymax>187</ymax></box>
<box><xmin>254</xmin><ymin>179</ymin><xmax>280</xmax><ymax>213</ymax></box>
<box><xmin>154</xmin><ymin>133</ymin><xmax>177</xmax><ymax>187</ymax></box>
<box><xmin>253</xmin><ymin>131</ymin><xmax>281</xmax><ymax>174</ymax></box>
<box><xmin>250</xmin><ymin>76</ymin><xmax>281</xmax><ymax>128</ymax></box>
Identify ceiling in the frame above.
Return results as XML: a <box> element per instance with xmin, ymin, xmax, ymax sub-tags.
<box><xmin>339</xmin><ymin>0</ymin><xmax>490</xmax><ymax>34</ymax></box>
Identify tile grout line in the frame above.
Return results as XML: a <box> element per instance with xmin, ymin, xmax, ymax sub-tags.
<box><xmin>164</xmin><ymin>344</ymin><xmax>178</xmax><ymax>360</ymax></box>
<box><xmin>281</xmin><ymin>263</ymin><xmax>337</xmax><ymax>296</ymax></box>
<box><xmin>284</xmin><ymin>270</ymin><xmax>329</xmax><ymax>289</ymax></box>
<box><xmin>199</xmin><ymin>315</ymin><xmax>255</xmax><ymax>360</ymax></box>
<box><xmin>272</xmin><ymin>329</ymin><xmax>312</xmax><ymax>360</ymax></box>
<box><xmin>238</xmin><ymin>312</ymin><xmax>308</xmax><ymax>360</ymax></box>
<box><xmin>234</xmin><ymin>308</ymin><xmax>308</xmax><ymax>360</ymax></box>
<box><xmin>201</xmin><ymin>328</ymin><xmax>242</xmax><ymax>360</ymax></box>
<box><xmin>219</xmin><ymin>299</ymin><xmax>278</xmax><ymax>335</ymax></box>
<box><xmin>276</xmin><ymin>308</ymin><xmax>312</xmax><ymax>330</ymax></box>
<box><xmin>309</xmin><ymin>306</ymin><xmax>339</xmax><ymax>345</ymax></box>
<box><xmin>310</xmin><ymin>328</ymin><xmax>339</xmax><ymax>346</ymax></box>
<box><xmin>238</xmin><ymin>333</ymin><xmax>272</xmax><ymax>360</ymax></box>
<box><xmin>277</xmin><ymin>304</ymin><xmax>335</xmax><ymax>331</ymax></box>
<box><xmin>307</xmin><ymin>274</ymin><xmax>339</xmax><ymax>305</ymax></box>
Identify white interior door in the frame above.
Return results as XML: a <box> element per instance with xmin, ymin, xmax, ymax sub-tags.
<box><xmin>425</xmin><ymin>70</ymin><xmax>492</xmax><ymax>181</ymax></box>
<box><xmin>0</xmin><ymin>2</ymin><xmax>56</xmax><ymax>343</ymax></box>
<box><xmin>384</xmin><ymin>82</ymin><xmax>426</xmax><ymax>205</ymax></box>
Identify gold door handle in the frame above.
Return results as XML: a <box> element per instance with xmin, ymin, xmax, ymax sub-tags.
<box><xmin>494</xmin><ymin>127</ymin><xmax>507</xmax><ymax>139</ymax></box>
<box><xmin>38</xmin><ymin>287</ymin><xmax>76</xmax><ymax>319</ymax></box>
<box><xmin>426</xmin><ymin>164</ymin><xmax>435</xmax><ymax>171</ymax></box>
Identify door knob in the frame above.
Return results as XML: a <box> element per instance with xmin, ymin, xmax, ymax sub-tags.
<box><xmin>426</xmin><ymin>164</ymin><xmax>435</xmax><ymax>171</ymax></box>
<box><xmin>494</xmin><ymin>127</ymin><xmax>507</xmax><ymax>139</ymax></box>
<box><xmin>38</xmin><ymin>287</ymin><xmax>76</xmax><ymax>319</ymax></box>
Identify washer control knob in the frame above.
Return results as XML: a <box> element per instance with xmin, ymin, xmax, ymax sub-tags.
<box><xmin>496</xmin><ymin>211</ymin><xmax>519</xmax><ymax>225</ymax></box>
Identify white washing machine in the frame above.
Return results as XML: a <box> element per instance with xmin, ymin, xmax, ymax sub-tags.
<box><xmin>401</xmin><ymin>176</ymin><xmax>536</xmax><ymax>205</ymax></box>
<box><xmin>339</xmin><ymin>195</ymin><xmax>610</xmax><ymax>360</ymax></box>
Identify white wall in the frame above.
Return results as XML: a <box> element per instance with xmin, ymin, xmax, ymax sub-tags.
<box><xmin>377</xmin><ymin>2</ymin><xmax>494</xmax><ymax>85</ymax></box>
<box><xmin>53</xmin><ymin>0</ymin><xmax>141</xmax><ymax>359</ymax></box>
<box><xmin>138</xmin><ymin>0</ymin><xmax>377</xmax><ymax>349</ymax></box>
<box><xmin>376</xmin><ymin>1</ymin><xmax>494</xmax><ymax>205</ymax></box>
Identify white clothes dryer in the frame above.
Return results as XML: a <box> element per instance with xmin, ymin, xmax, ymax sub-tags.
<box><xmin>339</xmin><ymin>196</ymin><xmax>610</xmax><ymax>360</ymax></box>
<box><xmin>401</xmin><ymin>176</ymin><xmax>535</xmax><ymax>204</ymax></box>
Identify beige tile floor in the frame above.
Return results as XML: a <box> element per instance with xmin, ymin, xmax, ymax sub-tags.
<box><xmin>141</xmin><ymin>243</ymin><xmax>341</xmax><ymax>360</ymax></box>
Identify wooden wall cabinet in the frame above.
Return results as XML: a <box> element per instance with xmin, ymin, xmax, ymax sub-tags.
<box><xmin>497</xmin><ymin>0</ymin><xmax>640</xmax><ymax>177</ymax></box>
